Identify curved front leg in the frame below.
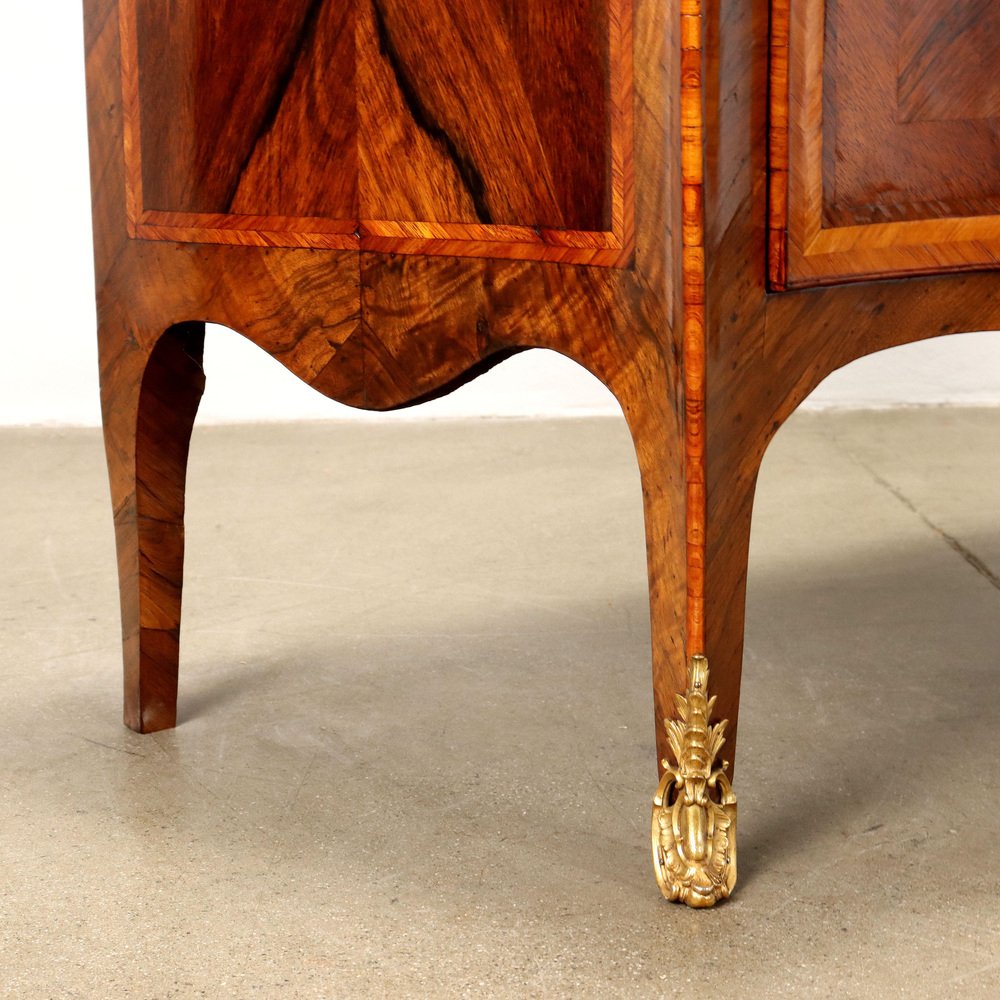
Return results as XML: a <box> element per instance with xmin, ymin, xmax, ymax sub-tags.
<box><xmin>100</xmin><ymin>321</ymin><xmax>206</xmax><ymax>733</ymax></box>
<box><xmin>623</xmin><ymin>356</ymin><xmax>758</xmax><ymax>906</ymax></box>
<box><xmin>623</xmin><ymin>389</ymin><xmax>690</xmax><ymax>773</ymax></box>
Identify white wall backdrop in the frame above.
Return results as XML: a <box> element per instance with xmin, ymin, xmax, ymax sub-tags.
<box><xmin>2</xmin><ymin>3</ymin><xmax>998</xmax><ymax>427</ymax></box>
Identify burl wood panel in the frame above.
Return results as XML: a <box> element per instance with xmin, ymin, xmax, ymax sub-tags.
<box><xmin>769</xmin><ymin>0</ymin><xmax>1000</xmax><ymax>287</ymax></box>
<box><xmin>123</xmin><ymin>0</ymin><xmax>633</xmax><ymax>265</ymax></box>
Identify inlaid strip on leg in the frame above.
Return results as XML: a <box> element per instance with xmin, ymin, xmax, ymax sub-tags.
<box><xmin>651</xmin><ymin>654</ymin><xmax>737</xmax><ymax>907</ymax></box>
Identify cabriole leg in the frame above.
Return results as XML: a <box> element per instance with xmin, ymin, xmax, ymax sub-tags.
<box><xmin>630</xmin><ymin>386</ymin><xmax>758</xmax><ymax>906</ymax></box>
<box><xmin>101</xmin><ymin>322</ymin><xmax>206</xmax><ymax>733</ymax></box>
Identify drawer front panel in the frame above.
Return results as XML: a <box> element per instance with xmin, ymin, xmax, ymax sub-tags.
<box><xmin>770</xmin><ymin>0</ymin><xmax>1000</xmax><ymax>288</ymax></box>
<box><xmin>122</xmin><ymin>0</ymin><xmax>634</xmax><ymax>266</ymax></box>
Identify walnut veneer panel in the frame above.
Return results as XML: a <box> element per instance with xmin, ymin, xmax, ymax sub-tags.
<box><xmin>770</xmin><ymin>0</ymin><xmax>1000</xmax><ymax>288</ymax></box>
<box><xmin>124</xmin><ymin>0</ymin><xmax>634</xmax><ymax>266</ymax></box>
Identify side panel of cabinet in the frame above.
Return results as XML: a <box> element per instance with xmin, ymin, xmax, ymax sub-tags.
<box><xmin>769</xmin><ymin>0</ymin><xmax>1000</xmax><ymax>288</ymax></box>
<box><xmin>122</xmin><ymin>0</ymin><xmax>634</xmax><ymax>266</ymax></box>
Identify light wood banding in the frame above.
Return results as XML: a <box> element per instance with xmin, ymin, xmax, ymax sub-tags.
<box><xmin>769</xmin><ymin>0</ymin><xmax>1000</xmax><ymax>288</ymax></box>
<box><xmin>120</xmin><ymin>0</ymin><xmax>635</xmax><ymax>267</ymax></box>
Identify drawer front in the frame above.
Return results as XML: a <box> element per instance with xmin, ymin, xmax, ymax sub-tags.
<box><xmin>121</xmin><ymin>0</ymin><xmax>634</xmax><ymax>266</ymax></box>
<box><xmin>770</xmin><ymin>0</ymin><xmax>1000</xmax><ymax>288</ymax></box>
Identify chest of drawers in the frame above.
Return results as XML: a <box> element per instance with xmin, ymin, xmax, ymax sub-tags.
<box><xmin>83</xmin><ymin>0</ymin><xmax>1000</xmax><ymax>906</ymax></box>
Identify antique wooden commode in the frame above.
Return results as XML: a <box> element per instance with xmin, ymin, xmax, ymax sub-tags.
<box><xmin>83</xmin><ymin>0</ymin><xmax>1000</xmax><ymax>906</ymax></box>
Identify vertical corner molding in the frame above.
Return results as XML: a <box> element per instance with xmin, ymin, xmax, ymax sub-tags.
<box><xmin>680</xmin><ymin>0</ymin><xmax>707</xmax><ymax>654</ymax></box>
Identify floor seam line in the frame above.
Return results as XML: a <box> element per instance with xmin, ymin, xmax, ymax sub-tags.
<box><xmin>828</xmin><ymin>430</ymin><xmax>1000</xmax><ymax>594</ymax></box>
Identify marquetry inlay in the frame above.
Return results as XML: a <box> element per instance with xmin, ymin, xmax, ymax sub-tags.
<box><xmin>897</xmin><ymin>1</ymin><xmax>1000</xmax><ymax>123</ymax></box>
<box><xmin>769</xmin><ymin>0</ymin><xmax>1000</xmax><ymax>288</ymax></box>
<box><xmin>120</xmin><ymin>0</ymin><xmax>635</xmax><ymax>267</ymax></box>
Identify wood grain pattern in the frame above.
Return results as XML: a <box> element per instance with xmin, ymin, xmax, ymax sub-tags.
<box><xmin>104</xmin><ymin>322</ymin><xmax>206</xmax><ymax>733</ymax></box>
<box><xmin>706</xmin><ymin>0</ymin><xmax>1000</xmax><ymax>770</ymax></box>
<box><xmin>824</xmin><ymin>0</ymin><xmax>1000</xmax><ymax>227</ymax></box>
<box><xmin>767</xmin><ymin>0</ymin><xmax>790</xmax><ymax>289</ymax></box>
<box><xmin>769</xmin><ymin>0</ymin><xmax>1000</xmax><ymax>288</ymax></box>
<box><xmin>85</xmin><ymin>0</ymin><xmax>1000</xmax><ymax>854</ymax></box>
<box><xmin>680</xmin><ymin>0</ymin><xmax>706</xmax><ymax>655</ymax></box>
<box><xmin>898</xmin><ymin>0</ymin><xmax>1000</xmax><ymax>123</ymax></box>
<box><xmin>87</xmin><ymin>0</ymin><xmax>686</xmax><ymax>773</ymax></box>
<box><xmin>122</xmin><ymin>0</ymin><xmax>633</xmax><ymax>266</ymax></box>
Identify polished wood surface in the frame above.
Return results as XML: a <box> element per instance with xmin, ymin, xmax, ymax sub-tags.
<box><xmin>122</xmin><ymin>0</ymin><xmax>634</xmax><ymax>265</ymax></box>
<box><xmin>827</xmin><ymin>0</ymin><xmax>1000</xmax><ymax>227</ymax></box>
<box><xmin>710</xmin><ymin>0</ymin><xmax>1000</xmax><ymax>758</ymax></box>
<box><xmin>87</xmin><ymin>0</ymin><xmax>683</xmax><ymax>757</ymax></box>
<box><xmin>681</xmin><ymin>0</ymin><xmax>707</xmax><ymax>651</ymax></box>
<box><xmin>84</xmin><ymin>0</ymin><xmax>1000</xmax><ymax>872</ymax></box>
<box><xmin>770</xmin><ymin>0</ymin><xmax>1000</xmax><ymax>287</ymax></box>
<box><xmin>898</xmin><ymin>1</ymin><xmax>1000</xmax><ymax>123</ymax></box>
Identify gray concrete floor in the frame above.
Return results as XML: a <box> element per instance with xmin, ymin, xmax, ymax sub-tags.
<box><xmin>1</xmin><ymin>409</ymin><xmax>998</xmax><ymax>999</ymax></box>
